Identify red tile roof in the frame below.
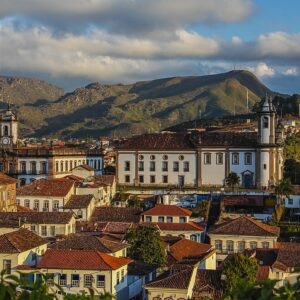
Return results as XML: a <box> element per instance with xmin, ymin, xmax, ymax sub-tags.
<box><xmin>223</xmin><ymin>195</ymin><xmax>264</xmax><ymax>207</ymax></box>
<box><xmin>38</xmin><ymin>249</ymin><xmax>131</xmax><ymax>270</ymax></box>
<box><xmin>72</xmin><ymin>164</ymin><xmax>95</xmax><ymax>171</ymax></box>
<box><xmin>91</xmin><ymin>207</ymin><xmax>141</xmax><ymax>223</ymax></box>
<box><xmin>17</xmin><ymin>179</ymin><xmax>74</xmax><ymax>197</ymax></box>
<box><xmin>272</xmin><ymin>243</ymin><xmax>300</xmax><ymax>271</ymax></box>
<box><xmin>256</xmin><ymin>266</ymin><xmax>270</xmax><ymax>282</ymax></box>
<box><xmin>209</xmin><ymin>216</ymin><xmax>280</xmax><ymax>237</ymax></box>
<box><xmin>0</xmin><ymin>172</ymin><xmax>18</xmax><ymax>185</ymax></box>
<box><xmin>64</xmin><ymin>194</ymin><xmax>94</xmax><ymax>209</ymax></box>
<box><xmin>0</xmin><ymin>228</ymin><xmax>47</xmax><ymax>253</ymax></box>
<box><xmin>169</xmin><ymin>239</ymin><xmax>212</xmax><ymax>262</ymax></box>
<box><xmin>152</xmin><ymin>221</ymin><xmax>204</xmax><ymax>232</ymax></box>
<box><xmin>142</xmin><ymin>204</ymin><xmax>192</xmax><ymax>217</ymax></box>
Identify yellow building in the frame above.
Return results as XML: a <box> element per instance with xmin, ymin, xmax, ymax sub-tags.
<box><xmin>208</xmin><ymin>216</ymin><xmax>280</xmax><ymax>263</ymax></box>
<box><xmin>19</xmin><ymin>248</ymin><xmax>132</xmax><ymax>298</ymax></box>
<box><xmin>0</xmin><ymin>172</ymin><xmax>18</xmax><ymax>212</ymax></box>
<box><xmin>0</xmin><ymin>228</ymin><xmax>47</xmax><ymax>275</ymax></box>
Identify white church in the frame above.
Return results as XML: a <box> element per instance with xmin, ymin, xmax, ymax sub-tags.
<box><xmin>116</xmin><ymin>97</ymin><xmax>284</xmax><ymax>189</ymax></box>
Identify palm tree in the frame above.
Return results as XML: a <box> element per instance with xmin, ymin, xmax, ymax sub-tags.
<box><xmin>274</xmin><ymin>178</ymin><xmax>294</xmax><ymax>205</ymax></box>
<box><xmin>225</xmin><ymin>172</ymin><xmax>240</xmax><ymax>191</ymax></box>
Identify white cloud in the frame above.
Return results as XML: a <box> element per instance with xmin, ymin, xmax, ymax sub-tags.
<box><xmin>283</xmin><ymin>67</ymin><xmax>298</xmax><ymax>76</ymax></box>
<box><xmin>248</xmin><ymin>63</ymin><xmax>276</xmax><ymax>78</ymax></box>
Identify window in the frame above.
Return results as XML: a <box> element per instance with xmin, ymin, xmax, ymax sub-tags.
<box><xmin>121</xmin><ymin>269</ymin><xmax>125</xmax><ymax>282</ymax></box>
<box><xmin>71</xmin><ymin>274</ymin><xmax>80</xmax><ymax>287</ymax></box>
<box><xmin>55</xmin><ymin>162</ymin><xmax>59</xmax><ymax>173</ymax></box>
<box><xmin>0</xmin><ymin>163</ymin><xmax>2</xmax><ymax>172</ymax></box>
<box><xmin>179</xmin><ymin>217</ymin><xmax>186</xmax><ymax>223</ymax></box>
<box><xmin>162</xmin><ymin>175</ymin><xmax>168</xmax><ymax>184</ymax></box>
<box><xmin>97</xmin><ymin>275</ymin><xmax>105</xmax><ymax>288</ymax></box>
<box><xmin>70</xmin><ymin>161</ymin><xmax>73</xmax><ymax>170</ymax></box>
<box><xmin>8</xmin><ymin>163</ymin><xmax>13</xmax><ymax>173</ymax></box>
<box><xmin>262</xmin><ymin>242</ymin><xmax>269</xmax><ymax>249</ymax></box>
<box><xmin>158</xmin><ymin>216</ymin><xmax>164</xmax><ymax>222</ymax></box>
<box><xmin>150</xmin><ymin>175</ymin><xmax>155</xmax><ymax>183</ymax></box>
<box><xmin>124</xmin><ymin>161</ymin><xmax>130</xmax><ymax>171</ymax></box>
<box><xmin>53</xmin><ymin>200</ymin><xmax>59</xmax><ymax>211</ymax></box>
<box><xmin>59</xmin><ymin>274</ymin><xmax>67</xmax><ymax>286</ymax></box>
<box><xmin>145</xmin><ymin>216</ymin><xmax>152</xmax><ymax>222</ymax></box>
<box><xmin>166</xmin><ymin>216</ymin><xmax>173</xmax><ymax>223</ymax></box>
<box><xmin>150</xmin><ymin>155</ymin><xmax>156</xmax><ymax>160</ymax></box>
<box><xmin>16</xmin><ymin>199</ymin><xmax>20</xmax><ymax>206</ymax></box>
<box><xmin>31</xmin><ymin>162</ymin><xmax>37</xmax><ymax>174</ymax></box>
<box><xmin>3</xmin><ymin>259</ymin><xmax>11</xmax><ymax>274</ymax></box>
<box><xmin>125</xmin><ymin>175</ymin><xmax>130</xmax><ymax>183</ymax></box>
<box><xmin>250</xmin><ymin>241</ymin><xmax>257</xmax><ymax>249</ymax></box>
<box><xmin>216</xmin><ymin>153</ymin><xmax>223</xmax><ymax>165</ymax></box>
<box><xmin>139</xmin><ymin>175</ymin><xmax>144</xmax><ymax>183</ymax></box>
<box><xmin>288</xmin><ymin>198</ymin><xmax>293</xmax><ymax>205</ymax></box>
<box><xmin>50</xmin><ymin>226</ymin><xmax>56</xmax><ymax>236</ymax></box>
<box><xmin>3</xmin><ymin>125</ymin><xmax>9</xmax><ymax>136</ymax></box>
<box><xmin>150</xmin><ymin>161</ymin><xmax>156</xmax><ymax>172</ymax></box>
<box><xmin>21</xmin><ymin>162</ymin><xmax>26</xmax><ymax>174</ymax></box>
<box><xmin>33</xmin><ymin>200</ymin><xmax>39</xmax><ymax>211</ymax></box>
<box><xmin>264</xmin><ymin>164</ymin><xmax>267</xmax><ymax>170</ymax></box>
<box><xmin>190</xmin><ymin>235</ymin><xmax>197</xmax><ymax>241</ymax></box>
<box><xmin>65</xmin><ymin>161</ymin><xmax>69</xmax><ymax>172</ymax></box>
<box><xmin>215</xmin><ymin>240</ymin><xmax>222</xmax><ymax>251</ymax></box>
<box><xmin>245</xmin><ymin>153</ymin><xmax>252</xmax><ymax>165</ymax></box>
<box><xmin>204</xmin><ymin>153</ymin><xmax>211</xmax><ymax>165</ymax></box>
<box><xmin>179</xmin><ymin>155</ymin><xmax>184</xmax><ymax>161</ymax></box>
<box><xmin>173</xmin><ymin>161</ymin><xmax>179</xmax><ymax>172</ymax></box>
<box><xmin>162</xmin><ymin>161</ymin><xmax>168</xmax><ymax>172</ymax></box>
<box><xmin>226</xmin><ymin>240</ymin><xmax>234</xmax><ymax>252</ymax></box>
<box><xmin>84</xmin><ymin>274</ymin><xmax>93</xmax><ymax>287</ymax></box>
<box><xmin>232</xmin><ymin>153</ymin><xmax>239</xmax><ymax>165</ymax></box>
<box><xmin>117</xmin><ymin>272</ymin><xmax>120</xmax><ymax>285</ymax></box>
<box><xmin>77</xmin><ymin>209</ymin><xmax>83</xmax><ymax>218</ymax></box>
<box><xmin>60</xmin><ymin>161</ymin><xmax>64</xmax><ymax>172</ymax></box>
<box><xmin>263</xmin><ymin>116</ymin><xmax>269</xmax><ymax>128</ymax></box>
<box><xmin>163</xmin><ymin>155</ymin><xmax>168</xmax><ymax>160</ymax></box>
<box><xmin>183</xmin><ymin>161</ymin><xmax>189</xmax><ymax>172</ymax></box>
<box><xmin>238</xmin><ymin>241</ymin><xmax>245</xmax><ymax>252</ymax></box>
<box><xmin>139</xmin><ymin>155</ymin><xmax>144</xmax><ymax>160</ymax></box>
<box><xmin>138</xmin><ymin>161</ymin><xmax>144</xmax><ymax>171</ymax></box>
<box><xmin>41</xmin><ymin>162</ymin><xmax>47</xmax><ymax>174</ymax></box>
<box><xmin>41</xmin><ymin>226</ymin><xmax>47</xmax><ymax>236</ymax></box>
<box><xmin>30</xmin><ymin>225</ymin><xmax>37</xmax><ymax>233</ymax></box>
<box><xmin>24</xmin><ymin>199</ymin><xmax>30</xmax><ymax>208</ymax></box>
<box><xmin>43</xmin><ymin>200</ymin><xmax>49</xmax><ymax>211</ymax></box>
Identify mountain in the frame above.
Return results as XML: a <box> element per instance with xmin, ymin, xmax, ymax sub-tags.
<box><xmin>0</xmin><ymin>70</ymin><xmax>281</xmax><ymax>138</ymax></box>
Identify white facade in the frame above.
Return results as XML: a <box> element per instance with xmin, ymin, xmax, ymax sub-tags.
<box><xmin>285</xmin><ymin>195</ymin><xmax>300</xmax><ymax>208</ymax></box>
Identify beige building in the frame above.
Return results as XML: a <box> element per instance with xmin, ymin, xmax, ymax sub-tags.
<box><xmin>142</xmin><ymin>204</ymin><xmax>205</xmax><ymax>242</ymax></box>
<box><xmin>0</xmin><ymin>228</ymin><xmax>47</xmax><ymax>275</ymax></box>
<box><xmin>0</xmin><ymin>172</ymin><xmax>18</xmax><ymax>212</ymax></box>
<box><xmin>0</xmin><ymin>211</ymin><xmax>76</xmax><ymax>238</ymax></box>
<box><xmin>19</xmin><ymin>248</ymin><xmax>132</xmax><ymax>298</ymax></box>
<box><xmin>208</xmin><ymin>216</ymin><xmax>280</xmax><ymax>263</ymax></box>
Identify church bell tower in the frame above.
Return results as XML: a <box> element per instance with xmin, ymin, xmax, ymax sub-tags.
<box><xmin>0</xmin><ymin>103</ymin><xmax>18</xmax><ymax>149</ymax></box>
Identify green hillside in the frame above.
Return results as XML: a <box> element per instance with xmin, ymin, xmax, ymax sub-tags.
<box><xmin>0</xmin><ymin>70</ymin><xmax>281</xmax><ymax>138</ymax></box>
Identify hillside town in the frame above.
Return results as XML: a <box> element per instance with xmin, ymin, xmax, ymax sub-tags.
<box><xmin>0</xmin><ymin>94</ymin><xmax>299</xmax><ymax>300</ymax></box>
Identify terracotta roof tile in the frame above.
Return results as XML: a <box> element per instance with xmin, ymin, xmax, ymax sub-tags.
<box><xmin>0</xmin><ymin>172</ymin><xmax>18</xmax><ymax>185</ymax></box>
<box><xmin>256</xmin><ymin>266</ymin><xmax>270</xmax><ymax>282</ymax></box>
<box><xmin>209</xmin><ymin>216</ymin><xmax>280</xmax><ymax>237</ymax></box>
<box><xmin>0</xmin><ymin>228</ymin><xmax>47</xmax><ymax>253</ymax></box>
<box><xmin>169</xmin><ymin>239</ymin><xmax>212</xmax><ymax>262</ymax></box>
<box><xmin>142</xmin><ymin>204</ymin><xmax>192</xmax><ymax>216</ymax></box>
<box><xmin>223</xmin><ymin>195</ymin><xmax>264</xmax><ymax>207</ymax></box>
<box><xmin>91</xmin><ymin>207</ymin><xmax>141</xmax><ymax>223</ymax></box>
<box><xmin>72</xmin><ymin>164</ymin><xmax>95</xmax><ymax>171</ymax></box>
<box><xmin>152</xmin><ymin>221</ymin><xmax>204</xmax><ymax>232</ymax></box>
<box><xmin>193</xmin><ymin>269</ymin><xmax>223</xmax><ymax>300</ymax></box>
<box><xmin>0</xmin><ymin>212</ymin><xmax>74</xmax><ymax>225</ymax></box>
<box><xmin>51</xmin><ymin>234</ymin><xmax>127</xmax><ymax>253</ymax></box>
<box><xmin>64</xmin><ymin>194</ymin><xmax>94</xmax><ymax>209</ymax></box>
<box><xmin>272</xmin><ymin>243</ymin><xmax>300</xmax><ymax>271</ymax></box>
<box><xmin>38</xmin><ymin>249</ymin><xmax>131</xmax><ymax>270</ymax></box>
<box><xmin>17</xmin><ymin>179</ymin><xmax>74</xmax><ymax>197</ymax></box>
<box><xmin>145</xmin><ymin>268</ymin><xmax>193</xmax><ymax>289</ymax></box>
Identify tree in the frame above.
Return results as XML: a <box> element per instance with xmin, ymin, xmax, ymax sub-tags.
<box><xmin>225</xmin><ymin>172</ymin><xmax>240</xmax><ymax>191</ymax></box>
<box><xmin>222</xmin><ymin>253</ymin><xmax>258</xmax><ymax>295</ymax></box>
<box><xmin>128</xmin><ymin>195</ymin><xmax>144</xmax><ymax>209</ymax></box>
<box><xmin>125</xmin><ymin>224</ymin><xmax>166</xmax><ymax>266</ymax></box>
<box><xmin>274</xmin><ymin>178</ymin><xmax>294</xmax><ymax>204</ymax></box>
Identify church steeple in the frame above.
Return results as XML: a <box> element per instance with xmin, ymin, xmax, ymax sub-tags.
<box><xmin>0</xmin><ymin>103</ymin><xmax>18</xmax><ymax>148</ymax></box>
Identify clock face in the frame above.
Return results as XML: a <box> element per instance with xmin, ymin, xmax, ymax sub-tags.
<box><xmin>2</xmin><ymin>137</ymin><xmax>10</xmax><ymax>145</ymax></box>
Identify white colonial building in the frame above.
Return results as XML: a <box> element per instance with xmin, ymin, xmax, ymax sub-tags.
<box><xmin>0</xmin><ymin>105</ymin><xmax>103</xmax><ymax>185</ymax></box>
<box><xmin>116</xmin><ymin>97</ymin><xmax>284</xmax><ymax>189</ymax></box>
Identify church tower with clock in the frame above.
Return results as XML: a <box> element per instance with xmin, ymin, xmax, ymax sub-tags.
<box><xmin>0</xmin><ymin>104</ymin><xmax>18</xmax><ymax>149</ymax></box>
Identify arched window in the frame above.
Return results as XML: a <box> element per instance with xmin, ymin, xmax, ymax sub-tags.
<box><xmin>190</xmin><ymin>234</ymin><xmax>197</xmax><ymax>242</ymax></box>
<box><xmin>3</xmin><ymin>125</ymin><xmax>9</xmax><ymax>136</ymax></box>
<box><xmin>263</xmin><ymin>116</ymin><xmax>269</xmax><ymax>128</ymax></box>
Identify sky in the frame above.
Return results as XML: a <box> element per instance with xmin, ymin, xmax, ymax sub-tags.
<box><xmin>0</xmin><ymin>0</ymin><xmax>299</xmax><ymax>93</ymax></box>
